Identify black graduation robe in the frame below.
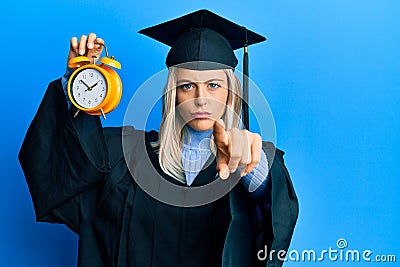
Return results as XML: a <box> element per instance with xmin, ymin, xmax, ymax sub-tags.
<box><xmin>19</xmin><ymin>79</ymin><xmax>299</xmax><ymax>267</ymax></box>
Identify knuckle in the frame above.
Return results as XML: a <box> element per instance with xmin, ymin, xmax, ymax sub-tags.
<box><xmin>95</xmin><ymin>37</ymin><xmax>104</xmax><ymax>44</ymax></box>
<box><xmin>228</xmin><ymin>161</ymin><xmax>237</xmax><ymax>167</ymax></box>
<box><xmin>242</xmin><ymin>130</ymin><xmax>251</xmax><ymax>141</ymax></box>
<box><xmin>228</xmin><ymin>163</ymin><xmax>238</xmax><ymax>171</ymax></box>
<box><xmin>214</xmin><ymin>139</ymin><xmax>226</xmax><ymax>148</ymax></box>
<box><xmin>230</xmin><ymin>149</ymin><xmax>240</xmax><ymax>158</ymax></box>
<box><xmin>251</xmin><ymin>159</ymin><xmax>260</xmax><ymax>166</ymax></box>
<box><xmin>246</xmin><ymin>157</ymin><xmax>253</xmax><ymax>165</ymax></box>
<box><xmin>240</xmin><ymin>159</ymin><xmax>251</xmax><ymax>165</ymax></box>
<box><xmin>229</xmin><ymin>128</ymin><xmax>239</xmax><ymax>136</ymax></box>
<box><xmin>253</xmin><ymin>133</ymin><xmax>262</xmax><ymax>141</ymax></box>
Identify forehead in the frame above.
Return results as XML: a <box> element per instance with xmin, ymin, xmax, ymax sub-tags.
<box><xmin>174</xmin><ymin>68</ymin><xmax>227</xmax><ymax>82</ymax></box>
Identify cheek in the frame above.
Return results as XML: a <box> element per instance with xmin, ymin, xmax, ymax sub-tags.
<box><xmin>217</xmin><ymin>89</ymin><xmax>229</xmax><ymax>104</ymax></box>
<box><xmin>213</xmin><ymin>90</ymin><xmax>229</xmax><ymax>114</ymax></box>
<box><xmin>176</xmin><ymin>90</ymin><xmax>184</xmax><ymax>105</ymax></box>
<box><xmin>175</xmin><ymin>96</ymin><xmax>193</xmax><ymax>121</ymax></box>
<box><xmin>176</xmin><ymin>87</ymin><xmax>197</xmax><ymax>104</ymax></box>
<box><xmin>176</xmin><ymin>91</ymin><xmax>195</xmax><ymax>111</ymax></box>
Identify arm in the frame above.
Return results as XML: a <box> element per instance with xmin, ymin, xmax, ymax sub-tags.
<box><xmin>18</xmin><ymin>79</ymin><xmax>111</xmax><ymax>231</ymax></box>
<box><xmin>19</xmin><ymin>33</ymin><xmax>108</xmax><ymax>231</ymax></box>
<box><xmin>254</xmin><ymin>143</ymin><xmax>299</xmax><ymax>267</ymax></box>
<box><xmin>240</xmin><ymin>149</ymin><xmax>271</xmax><ymax>201</ymax></box>
<box><xmin>60</xmin><ymin>67</ymin><xmax>74</xmax><ymax>109</ymax></box>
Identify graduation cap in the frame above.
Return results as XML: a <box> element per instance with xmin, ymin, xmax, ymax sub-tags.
<box><xmin>139</xmin><ymin>9</ymin><xmax>267</xmax><ymax>129</ymax></box>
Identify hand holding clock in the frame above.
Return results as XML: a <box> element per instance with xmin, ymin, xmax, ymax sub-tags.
<box><xmin>66</xmin><ymin>32</ymin><xmax>122</xmax><ymax>116</ymax></box>
<box><xmin>68</xmin><ymin>33</ymin><xmax>104</xmax><ymax>64</ymax></box>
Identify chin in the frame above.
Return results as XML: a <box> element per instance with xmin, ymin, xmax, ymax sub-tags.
<box><xmin>187</xmin><ymin>119</ymin><xmax>214</xmax><ymax>131</ymax></box>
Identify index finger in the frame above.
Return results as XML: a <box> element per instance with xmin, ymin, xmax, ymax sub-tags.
<box><xmin>213</xmin><ymin>119</ymin><xmax>229</xmax><ymax>147</ymax></box>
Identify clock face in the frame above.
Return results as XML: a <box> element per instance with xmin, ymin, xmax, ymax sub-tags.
<box><xmin>71</xmin><ymin>68</ymin><xmax>107</xmax><ymax>109</ymax></box>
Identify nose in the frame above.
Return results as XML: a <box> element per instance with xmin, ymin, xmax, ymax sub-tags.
<box><xmin>194</xmin><ymin>84</ymin><xmax>208</xmax><ymax>107</ymax></box>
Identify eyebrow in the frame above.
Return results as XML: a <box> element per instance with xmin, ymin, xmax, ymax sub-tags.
<box><xmin>176</xmin><ymin>78</ymin><xmax>225</xmax><ymax>84</ymax></box>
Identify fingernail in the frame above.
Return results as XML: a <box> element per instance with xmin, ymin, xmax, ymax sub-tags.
<box><xmin>240</xmin><ymin>170</ymin><xmax>247</xmax><ymax>177</ymax></box>
<box><xmin>219</xmin><ymin>167</ymin><xmax>230</xmax><ymax>179</ymax></box>
<box><xmin>79</xmin><ymin>49</ymin><xmax>85</xmax><ymax>55</ymax></box>
<box><xmin>87</xmin><ymin>43</ymin><xmax>93</xmax><ymax>49</ymax></box>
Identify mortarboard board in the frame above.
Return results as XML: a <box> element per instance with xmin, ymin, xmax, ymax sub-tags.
<box><xmin>138</xmin><ymin>9</ymin><xmax>266</xmax><ymax>68</ymax></box>
<box><xmin>139</xmin><ymin>9</ymin><xmax>267</xmax><ymax>129</ymax></box>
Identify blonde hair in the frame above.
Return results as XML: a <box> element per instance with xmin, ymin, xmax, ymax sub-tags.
<box><xmin>153</xmin><ymin>67</ymin><xmax>242</xmax><ymax>183</ymax></box>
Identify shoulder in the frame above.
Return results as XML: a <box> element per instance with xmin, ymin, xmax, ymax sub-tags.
<box><xmin>262</xmin><ymin>141</ymin><xmax>285</xmax><ymax>164</ymax></box>
<box><xmin>49</xmin><ymin>78</ymin><xmax>62</xmax><ymax>88</ymax></box>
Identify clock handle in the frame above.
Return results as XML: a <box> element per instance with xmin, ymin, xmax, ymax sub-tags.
<box><xmin>100</xmin><ymin>108</ymin><xmax>106</xmax><ymax>120</ymax></box>
<box><xmin>101</xmin><ymin>44</ymin><xmax>110</xmax><ymax>58</ymax></box>
<box><xmin>89</xmin><ymin>44</ymin><xmax>109</xmax><ymax>65</ymax></box>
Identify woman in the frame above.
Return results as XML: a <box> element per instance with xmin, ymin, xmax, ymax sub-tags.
<box><xmin>19</xmin><ymin>9</ymin><xmax>298</xmax><ymax>267</ymax></box>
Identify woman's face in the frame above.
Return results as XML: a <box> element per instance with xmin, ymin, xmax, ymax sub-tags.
<box><xmin>175</xmin><ymin>68</ymin><xmax>229</xmax><ymax>131</ymax></box>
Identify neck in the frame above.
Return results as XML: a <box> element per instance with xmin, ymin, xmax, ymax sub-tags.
<box><xmin>184</xmin><ymin>125</ymin><xmax>213</xmax><ymax>146</ymax></box>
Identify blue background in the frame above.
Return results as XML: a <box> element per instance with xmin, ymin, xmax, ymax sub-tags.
<box><xmin>1</xmin><ymin>0</ymin><xmax>399</xmax><ymax>266</ymax></box>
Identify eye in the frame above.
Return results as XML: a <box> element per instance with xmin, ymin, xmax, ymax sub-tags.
<box><xmin>208</xmin><ymin>83</ymin><xmax>221</xmax><ymax>89</ymax></box>
<box><xmin>179</xmin><ymin>83</ymin><xmax>193</xmax><ymax>91</ymax></box>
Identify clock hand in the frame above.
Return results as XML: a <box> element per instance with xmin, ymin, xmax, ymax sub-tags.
<box><xmin>81</xmin><ymin>80</ymin><xmax>92</xmax><ymax>91</ymax></box>
<box><xmin>89</xmin><ymin>81</ymin><xmax>100</xmax><ymax>89</ymax></box>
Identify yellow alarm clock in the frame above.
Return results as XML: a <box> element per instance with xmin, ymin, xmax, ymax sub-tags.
<box><xmin>67</xmin><ymin>44</ymin><xmax>122</xmax><ymax>119</ymax></box>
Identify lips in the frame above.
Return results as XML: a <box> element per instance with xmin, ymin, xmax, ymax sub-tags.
<box><xmin>191</xmin><ymin>112</ymin><xmax>211</xmax><ymax>119</ymax></box>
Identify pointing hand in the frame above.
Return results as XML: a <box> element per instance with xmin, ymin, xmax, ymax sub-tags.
<box><xmin>213</xmin><ymin>119</ymin><xmax>262</xmax><ymax>179</ymax></box>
